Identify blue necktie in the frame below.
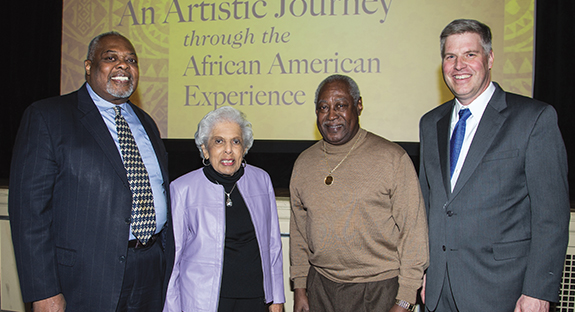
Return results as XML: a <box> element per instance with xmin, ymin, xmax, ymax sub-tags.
<box><xmin>114</xmin><ymin>106</ymin><xmax>156</xmax><ymax>244</ymax></box>
<box><xmin>450</xmin><ymin>108</ymin><xmax>472</xmax><ymax>178</ymax></box>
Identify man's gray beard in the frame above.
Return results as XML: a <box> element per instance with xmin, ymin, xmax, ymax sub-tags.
<box><xmin>106</xmin><ymin>81</ymin><xmax>135</xmax><ymax>99</ymax></box>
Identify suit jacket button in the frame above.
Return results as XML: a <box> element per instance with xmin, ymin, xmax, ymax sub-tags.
<box><xmin>447</xmin><ymin>210</ymin><xmax>454</xmax><ymax>217</ymax></box>
<box><xmin>119</xmin><ymin>255</ymin><xmax>126</xmax><ymax>263</ymax></box>
<box><xmin>442</xmin><ymin>245</ymin><xmax>446</xmax><ymax>251</ymax></box>
<box><xmin>125</xmin><ymin>217</ymin><xmax>131</xmax><ymax>224</ymax></box>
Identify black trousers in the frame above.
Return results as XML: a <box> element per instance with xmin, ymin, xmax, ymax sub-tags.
<box><xmin>115</xmin><ymin>241</ymin><xmax>166</xmax><ymax>312</ymax></box>
<box><xmin>217</xmin><ymin>297</ymin><xmax>267</xmax><ymax>312</ymax></box>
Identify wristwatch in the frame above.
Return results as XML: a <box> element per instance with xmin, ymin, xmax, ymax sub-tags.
<box><xmin>395</xmin><ymin>299</ymin><xmax>416</xmax><ymax>311</ymax></box>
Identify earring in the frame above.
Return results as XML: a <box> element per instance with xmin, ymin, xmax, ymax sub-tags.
<box><xmin>242</xmin><ymin>158</ymin><xmax>247</xmax><ymax>168</ymax></box>
<box><xmin>203</xmin><ymin>158</ymin><xmax>210</xmax><ymax>166</ymax></box>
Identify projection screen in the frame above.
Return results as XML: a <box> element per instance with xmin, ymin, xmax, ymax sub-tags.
<box><xmin>61</xmin><ymin>0</ymin><xmax>535</xmax><ymax>141</ymax></box>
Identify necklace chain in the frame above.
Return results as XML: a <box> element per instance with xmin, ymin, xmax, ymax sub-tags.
<box><xmin>216</xmin><ymin>181</ymin><xmax>237</xmax><ymax>207</ymax></box>
<box><xmin>323</xmin><ymin>135</ymin><xmax>360</xmax><ymax>185</ymax></box>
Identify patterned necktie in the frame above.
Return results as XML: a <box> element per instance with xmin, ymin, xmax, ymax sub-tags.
<box><xmin>114</xmin><ymin>106</ymin><xmax>156</xmax><ymax>244</ymax></box>
<box><xmin>450</xmin><ymin>108</ymin><xmax>472</xmax><ymax>178</ymax></box>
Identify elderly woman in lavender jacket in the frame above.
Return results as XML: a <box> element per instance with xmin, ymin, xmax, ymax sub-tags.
<box><xmin>163</xmin><ymin>107</ymin><xmax>285</xmax><ymax>312</ymax></box>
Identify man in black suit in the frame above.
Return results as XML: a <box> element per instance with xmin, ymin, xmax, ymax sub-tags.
<box><xmin>9</xmin><ymin>32</ymin><xmax>174</xmax><ymax>311</ymax></box>
<box><xmin>419</xmin><ymin>19</ymin><xmax>569</xmax><ymax>311</ymax></box>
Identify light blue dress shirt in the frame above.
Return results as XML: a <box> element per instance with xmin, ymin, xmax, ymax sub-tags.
<box><xmin>87</xmin><ymin>83</ymin><xmax>167</xmax><ymax>240</ymax></box>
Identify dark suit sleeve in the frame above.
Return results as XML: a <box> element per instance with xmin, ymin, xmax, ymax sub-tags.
<box><xmin>9</xmin><ymin>104</ymin><xmax>62</xmax><ymax>302</ymax></box>
<box><xmin>418</xmin><ymin>118</ymin><xmax>430</xmax><ymax>214</ymax></box>
<box><xmin>522</xmin><ymin>105</ymin><xmax>569</xmax><ymax>301</ymax></box>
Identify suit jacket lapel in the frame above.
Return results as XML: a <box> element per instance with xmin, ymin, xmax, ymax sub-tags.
<box><xmin>76</xmin><ymin>84</ymin><xmax>129</xmax><ymax>186</ymax></box>
<box><xmin>450</xmin><ymin>83</ymin><xmax>508</xmax><ymax>198</ymax></box>
<box><xmin>437</xmin><ymin>104</ymin><xmax>452</xmax><ymax>197</ymax></box>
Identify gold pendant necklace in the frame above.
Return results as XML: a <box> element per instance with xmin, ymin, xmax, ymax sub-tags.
<box><xmin>323</xmin><ymin>135</ymin><xmax>360</xmax><ymax>186</ymax></box>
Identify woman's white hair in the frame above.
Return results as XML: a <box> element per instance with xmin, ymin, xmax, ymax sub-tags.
<box><xmin>194</xmin><ymin>106</ymin><xmax>254</xmax><ymax>159</ymax></box>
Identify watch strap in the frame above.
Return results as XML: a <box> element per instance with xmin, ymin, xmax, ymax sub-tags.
<box><xmin>395</xmin><ymin>299</ymin><xmax>416</xmax><ymax>311</ymax></box>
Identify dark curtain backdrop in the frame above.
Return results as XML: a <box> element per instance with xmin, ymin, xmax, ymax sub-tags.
<box><xmin>533</xmin><ymin>1</ymin><xmax>575</xmax><ymax>200</ymax></box>
<box><xmin>2</xmin><ymin>1</ymin><xmax>63</xmax><ymax>184</ymax></box>
<box><xmin>3</xmin><ymin>1</ymin><xmax>574</xmax><ymax>198</ymax></box>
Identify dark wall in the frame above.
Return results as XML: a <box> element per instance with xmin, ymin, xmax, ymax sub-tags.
<box><xmin>533</xmin><ymin>1</ymin><xmax>575</xmax><ymax>199</ymax></box>
<box><xmin>2</xmin><ymin>1</ymin><xmax>574</xmax><ymax>198</ymax></box>
<box><xmin>2</xmin><ymin>1</ymin><xmax>63</xmax><ymax>184</ymax></box>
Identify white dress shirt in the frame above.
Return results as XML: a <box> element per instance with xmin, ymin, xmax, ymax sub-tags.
<box><xmin>450</xmin><ymin>82</ymin><xmax>495</xmax><ymax>191</ymax></box>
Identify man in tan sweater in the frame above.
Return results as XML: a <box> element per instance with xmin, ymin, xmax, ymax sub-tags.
<box><xmin>290</xmin><ymin>74</ymin><xmax>429</xmax><ymax>312</ymax></box>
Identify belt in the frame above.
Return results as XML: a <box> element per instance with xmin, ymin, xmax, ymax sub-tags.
<box><xmin>128</xmin><ymin>232</ymin><xmax>161</xmax><ymax>249</ymax></box>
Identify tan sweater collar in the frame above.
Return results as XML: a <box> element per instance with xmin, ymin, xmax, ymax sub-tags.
<box><xmin>322</xmin><ymin>128</ymin><xmax>367</xmax><ymax>155</ymax></box>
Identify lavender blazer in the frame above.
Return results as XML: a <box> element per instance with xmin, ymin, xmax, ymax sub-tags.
<box><xmin>163</xmin><ymin>164</ymin><xmax>285</xmax><ymax>312</ymax></box>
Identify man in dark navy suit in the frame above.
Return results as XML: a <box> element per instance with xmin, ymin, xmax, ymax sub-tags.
<box><xmin>9</xmin><ymin>32</ymin><xmax>174</xmax><ymax>312</ymax></box>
